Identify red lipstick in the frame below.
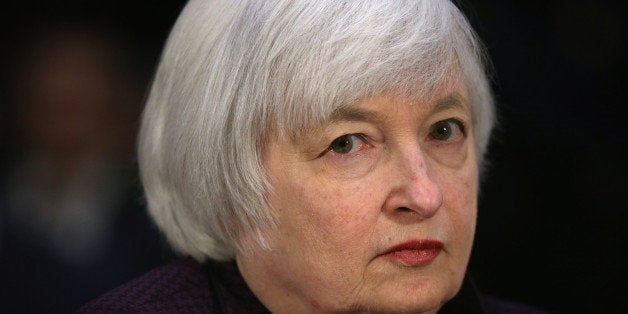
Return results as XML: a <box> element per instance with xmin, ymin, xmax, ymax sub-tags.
<box><xmin>381</xmin><ymin>240</ymin><xmax>443</xmax><ymax>266</ymax></box>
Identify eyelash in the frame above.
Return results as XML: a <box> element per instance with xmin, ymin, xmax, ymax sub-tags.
<box><xmin>321</xmin><ymin>133</ymin><xmax>370</xmax><ymax>157</ymax></box>
<box><xmin>321</xmin><ymin>118</ymin><xmax>466</xmax><ymax>157</ymax></box>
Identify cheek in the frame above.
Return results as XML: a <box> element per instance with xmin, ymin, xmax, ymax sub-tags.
<box><xmin>266</xmin><ymin>168</ymin><xmax>389</xmax><ymax>285</ymax></box>
<box><xmin>281</xmin><ymin>177</ymin><xmax>380</xmax><ymax>249</ymax></box>
<box><xmin>264</xmin><ymin>175</ymin><xmax>384</xmax><ymax>302</ymax></box>
<box><xmin>441</xmin><ymin>165</ymin><xmax>478</xmax><ymax>250</ymax></box>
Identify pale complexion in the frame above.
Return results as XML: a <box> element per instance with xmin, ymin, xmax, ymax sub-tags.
<box><xmin>237</xmin><ymin>80</ymin><xmax>478</xmax><ymax>313</ymax></box>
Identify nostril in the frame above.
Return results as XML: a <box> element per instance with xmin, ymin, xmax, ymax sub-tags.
<box><xmin>397</xmin><ymin>207</ymin><xmax>430</xmax><ymax>218</ymax></box>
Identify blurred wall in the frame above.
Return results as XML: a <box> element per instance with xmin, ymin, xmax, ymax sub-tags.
<box><xmin>0</xmin><ymin>1</ymin><xmax>182</xmax><ymax>312</ymax></box>
<box><xmin>464</xmin><ymin>1</ymin><xmax>627</xmax><ymax>313</ymax></box>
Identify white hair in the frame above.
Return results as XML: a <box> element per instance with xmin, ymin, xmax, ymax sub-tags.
<box><xmin>139</xmin><ymin>0</ymin><xmax>495</xmax><ymax>261</ymax></box>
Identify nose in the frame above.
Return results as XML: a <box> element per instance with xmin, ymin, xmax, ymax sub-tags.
<box><xmin>382</xmin><ymin>147</ymin><xmax>443</xmax><ymax>219</ymax></box>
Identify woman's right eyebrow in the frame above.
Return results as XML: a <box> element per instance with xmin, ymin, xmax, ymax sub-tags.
<box><xmin>327</xmin><ymin>106</ymin><xmax>381</xmax><ymax>124</ymax></box>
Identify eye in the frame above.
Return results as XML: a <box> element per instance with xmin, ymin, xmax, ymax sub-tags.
<box><xmin>328</xmin><ymin>134</ymin><xmax>368</xmax><ymax>155</ymax></box>
<box><xmin>429</xmin><ymin>119</ymin><xmax>465</xmax><ymax>141</ymax></box>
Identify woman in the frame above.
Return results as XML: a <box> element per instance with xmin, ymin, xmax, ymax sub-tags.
<box><xmin>82</xmin><ymin>0</ymin><xmax>542</xmax><ymax>313</ymax></box>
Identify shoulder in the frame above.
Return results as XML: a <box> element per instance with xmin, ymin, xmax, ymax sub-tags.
<box><xmin>78</xmin><ymin>259</ymin><xmax>214</xmax><ymax>313</ymax></box>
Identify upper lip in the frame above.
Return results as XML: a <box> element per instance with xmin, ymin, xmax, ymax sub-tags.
<box><xmin>381</xmin><ymin>239</ymin><xmax>444</xmax><ymax>255</ymax></box>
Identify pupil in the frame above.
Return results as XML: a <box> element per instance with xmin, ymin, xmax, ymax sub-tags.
<box><xmin>434</xmin><ymin>122</ymin><xmax>451</xmax><ymax>140</ymax></box>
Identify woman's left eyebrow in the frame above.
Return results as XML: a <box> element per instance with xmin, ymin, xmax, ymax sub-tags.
<box><xmin>429</xmin><ymin>92</ymin><xmax>469</xmax><ymax>115</ymax></box>
<box><xmin>326</xmin><ymin>92</ymin><xmax>469</xmax><ymax>125</ymax></box>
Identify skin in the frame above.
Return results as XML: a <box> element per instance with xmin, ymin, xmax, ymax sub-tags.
<box><xmin>237</xmin><ymin>79</ymin><xmax>478</xmax><ymax>313</ymax></box>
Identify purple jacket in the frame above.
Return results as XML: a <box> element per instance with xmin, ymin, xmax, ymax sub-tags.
<box><xmin>79</xmin><ymin>259</ymin><xmax>549</xmax><ymax>313</ymax></box>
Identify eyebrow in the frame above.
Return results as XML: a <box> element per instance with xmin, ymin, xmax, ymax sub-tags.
<box><xmin>327</xmin><ymin>106</ymin><xmax>381</xmax><ymax>124</ymax></box>
<box><xmin>327</xmin><ymin>92</ymin><xmax>469</xmax><ymax>124</ymax></box>
<box><xmin>429</xmin><ymin>92</ymin><xmax>469</xmax><ymax>115</ymax></box>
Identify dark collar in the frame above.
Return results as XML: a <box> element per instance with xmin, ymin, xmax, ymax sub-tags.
<box><xmin>206</xmin><ymin>260</ymin><xmax>270</xmax><ymax>313</ymax></box>
<box><xmin>439</xmin><ymin>273</ymin><xmax>487</xmax><ymax>314</ymax></box>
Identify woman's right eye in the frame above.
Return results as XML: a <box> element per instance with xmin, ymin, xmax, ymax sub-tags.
<box><xmin>328</xmin><ymin>134</ymin><xmax>368</xmax><ymax>155</ymax></box>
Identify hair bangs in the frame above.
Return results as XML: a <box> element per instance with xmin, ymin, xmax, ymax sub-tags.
<box><xmin>259</xmin><ymin>0</ymin><xmax>479</xmax><ymax>142</ymax></box>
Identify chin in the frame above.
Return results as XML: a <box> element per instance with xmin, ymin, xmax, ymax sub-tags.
<box><xmin>347</xmin><ymin>299</ymin><xmax>443</xmax><ymax>314</ymax></box>
<box><xmin>345</xmin><ymin>277</ymin><xmax>460</xmax><ymax>314</ymax></box>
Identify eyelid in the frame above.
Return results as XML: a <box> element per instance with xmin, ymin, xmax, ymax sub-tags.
<box><xmin>344</xmin><ymin>133</ymin><xmax>369</xmax><ymax>145</ymax></box>
<box><xmin>448</xmin><ymin>118</ymin><xmax>467</xmax><ymax>135</ymax></box>
<box><xmin>445</xmin><ymin>118</ymin><xmax>466</xmax><ymax>131</ymax></box>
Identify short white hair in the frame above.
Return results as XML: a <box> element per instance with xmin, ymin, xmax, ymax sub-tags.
<box><xmin>139</xmin><ymin>0</ymin><xmax>495</xmax><ymax>261</ymax></box>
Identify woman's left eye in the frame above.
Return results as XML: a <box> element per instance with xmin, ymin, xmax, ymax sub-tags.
<box><xmin>327</xmin><ymin>134</ymin><xmax>368</xmax><ymax>155</ymax></box>
<box><xmin>429</xmin><ymin>119</ymin><xmax>465</xmax><ymax>141</ymax></box>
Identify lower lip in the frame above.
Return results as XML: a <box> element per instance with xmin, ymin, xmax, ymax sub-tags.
<box><xmin>382</xmin><ymin>242</ymin><xmax>443</xmax><ymax>266</ymax></box>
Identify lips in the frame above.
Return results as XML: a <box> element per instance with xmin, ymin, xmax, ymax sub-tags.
<box><xmin>381</xmin><ymin>240</ymin><xmax>444</xmax><ymax>266</ymax></box>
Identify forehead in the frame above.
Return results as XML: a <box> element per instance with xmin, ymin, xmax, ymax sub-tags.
<box><xmin>274</xmin><ymin>73</ymin><xmax>473</xmax><ymax>147</ymax></box>
<box><xmin>320</xmin><ymin>77</ymin><xmax>469</xmax><ymax>127</ymax></box>
<box><xmin>328</xmin><ymin>91</ymin><xmax>469</xmax><ymax>125</ymax></box>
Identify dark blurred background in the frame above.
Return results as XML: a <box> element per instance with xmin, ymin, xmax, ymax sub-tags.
<box><xmin>463</xmin><ymin>1</ymin><xmax>627</xmax><ymax>313</ymax></box>
<box><xmin>0</xmin><ymin>1</ymin><xmax>183</xmax><ymax>312</ymax></box>
<box><xmin>0</xmin><ymin>0</ymin><xmax>625</xmax><ymax>313</ymax></box>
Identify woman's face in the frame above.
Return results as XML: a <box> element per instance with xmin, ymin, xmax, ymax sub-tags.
<box><xmin>237</xmin><ymin>80</ymin><xmax>478</xmax><ymax>313</ymax></box>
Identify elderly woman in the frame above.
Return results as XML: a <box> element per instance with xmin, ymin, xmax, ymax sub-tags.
<box><xmin>81</xmin><ymin>0</ymin><xmax>542</xmax><ymax>313</ymax></box>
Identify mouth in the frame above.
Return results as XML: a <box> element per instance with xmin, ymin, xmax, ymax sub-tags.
<box><xmin>380</xmin><ymin>239</ymin><xmax>444</xmax><ymax>266</ymax></box>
